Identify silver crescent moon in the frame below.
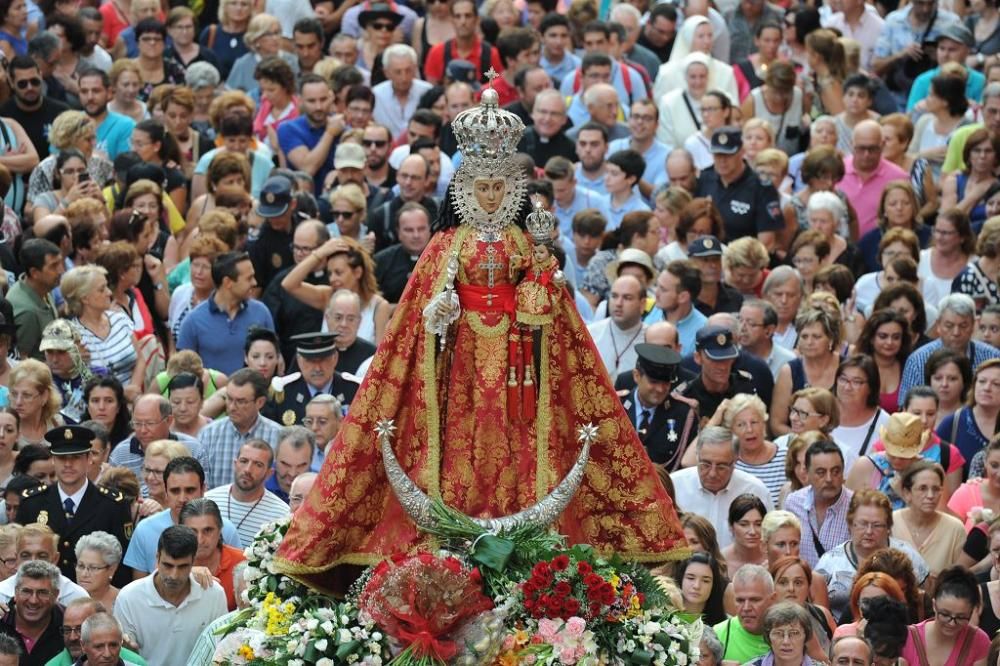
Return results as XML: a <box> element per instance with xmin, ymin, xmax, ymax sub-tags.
<box><xmin>380</xmin><ymin>432</ymin><xmax>591</xmax><ymax>534</ymax></box>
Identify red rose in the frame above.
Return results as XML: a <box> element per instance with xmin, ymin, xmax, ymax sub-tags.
<box><xmin>577</xmin><ymin>561</ymin><xmax>592</xmax><ymax>575</ymax></box>
<box><xmin>417</xmin><ymin>552</ymin><xmax>435</xmax><ymax>565</ymax></box>
<box><xmin>554</xmin><ymin>581</ymin><xmax>572</xmax><ymax>598</ymax></box>
<box><xmin>601</xmin><ymin>585</ymin><xmax>616</xmax><ymax>605</ymax></box>
<box><xmin>588</xmin><ymin>602</ymin><xmax>602</xmax><ymax>618</ymax></box>
<box><xmin>563</xmin><ymin>597</ymin><xmax>581</xmax><ymax>615</ymax></box>
<box><xmin>390</xmin><ymin>552</ymin><xmax>407</xmax><ymax>564</ymax></box>
<box><xmin>551</xmin><ymin>555</ymin><xmax>570</xmax><ymax>571</ymax></box>
<box><xmin>548</xmin><ymin>601</ymin><xmax>564</xmax><ymax>617</ymax></box>
<box><xmin>533</xmin><ymin>562</ymin><xmax>551</xmax><ymax>577</ymax></box>
<box><xmin>584</xmin><ymin>573</ymin><xmax>604</xmax><ymax>588</ymax></box>
<box><xmin>443</xmin><ymin>557</ymin><xmax>462</xmax><ymax>574</ymax></box>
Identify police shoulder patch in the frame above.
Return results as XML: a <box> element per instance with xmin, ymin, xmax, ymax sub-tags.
<box><xmin>736</xmin><ymin>369</ymin><xmax>754</xmax><ymax>381</ymax></box>
<box><xmin>97</xmin><ymin>485</ymin><xmax>125</xmax><ymax>502</ymax></box>
<box><xmin>22</xmin><ymin>484</ymin><xmax>47</xmax><ymax>498</ymax></box>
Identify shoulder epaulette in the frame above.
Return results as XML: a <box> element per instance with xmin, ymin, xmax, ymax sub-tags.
<box><xmin>96</xmin><ymin>485</ymin><xmax>125</xmax><ymax>502</ymax></box>
<box><xmin>22</xmin><ymin>484</ymin><xmax>47</xmax><ymax>498</ymax></box>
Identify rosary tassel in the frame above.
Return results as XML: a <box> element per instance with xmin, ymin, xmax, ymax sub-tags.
<box><xmin>521</xmin><ymin>330</ymin><xmax>536</xmax><ymax>421</ymax></box>
<box><xmin>507</xmin><ymin>332</ymin><xmax>521</xmax><ymax>420</ymax></box>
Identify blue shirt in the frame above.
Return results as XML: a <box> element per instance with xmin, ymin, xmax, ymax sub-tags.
<box><xmin>899</xmin><ymin>339</ymin><xmax>1000</xmax><ymax>408</ymax></box>
<box><xmin>644</xmin><ymin>305</ymin><xmax>707</xmax><ymax>355</ymax></box>
<box><xmin>608</xmin><ymin>137</ymin><xmax>671</xmax><ymax>188</ymax></box>
<box><xmin>907</xmin><ymin>65</ymin><xmax>985</xmax><ymax>111</ymax></box>
<box><xmin>277</xmin><ymin>116</ymin><xmax>337</xmax><ymax>193</ymax></box>
<box><xmin>177</xmin><ymin>295</ymin><xmax>275</xmax><ymax>375</ymax></box>
<box><xmin>558</xmin><ymin>59</ymin><xmax>647</xmax><ymax>111</ymax></box>
<box><xmin>122</xmin><ymin>509</ymin><xmax>242</xmax><ymax>573</ymax></box>
<box><xmin>540</xmin><ymin>51</ymin><xmax>580</xmax><ymax>88</ymax></box>
<box><xmin>555</xmin><ymin>186</ymin><xmax>611</xmax><ymax>238</ymax></box>
<box><xmin>607</xmin><ymin>189</ymin><xmax>651</xmax><ymax>230</ymax></box>
<box><xmin>265</xmin><ymin>474</ymin><xmax>288</xmax><ymax>503</ymax></box>
<box><xmin>574</xmin><ymin>164</ymin><xmax>609</xmax><ymax>197</ymax></box>
<box><xmin>96</xmin><ymin>112</ymin><xmax>135</xmax><ymax>162</ymax></box>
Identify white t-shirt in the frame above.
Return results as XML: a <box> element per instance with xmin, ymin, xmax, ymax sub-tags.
<box><xmin>832</xmin><ymin>409</ymin><xmax>890</xmax><ymax>474</ymax></box>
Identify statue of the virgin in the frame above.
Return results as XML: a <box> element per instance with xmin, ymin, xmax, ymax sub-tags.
<box><xmin>274</xmin><ymin>76</ymin><xmax>688</xmax><ymax>594</ymax></box>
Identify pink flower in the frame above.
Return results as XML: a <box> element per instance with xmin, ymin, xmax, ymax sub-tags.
<box><xmin>537</xmin><ymin>618</ymin><xmax>559</xmax><ymax>641</ymax></box>
<box><xmin>560</xmin><ymin>646</ymin><xmax>580</xmax><ymax>664</ymax></box>
<box><xmin>565</xmin><ymin>617</ymin><xmax>586</xmax><ymax>637</ymax></box>
<box><xmin>503</xmin><ymin>635</ymin><xmax>516</xmax><ymax>650</ymax></box>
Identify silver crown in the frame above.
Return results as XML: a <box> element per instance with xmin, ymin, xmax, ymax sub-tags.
<box><xmin>452</xmin><ymin>69</ymin><xmax>525</xmax><ymax>161</ymax></box>
<box><xmin>525</xmin><ymin>200</ymin><xmax>555</xmax><ymax>245</ymax></box>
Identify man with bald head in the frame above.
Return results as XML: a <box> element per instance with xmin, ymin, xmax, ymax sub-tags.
<box><xmin>837</xmin><ymin>120</ymin><xmax>907</xmax><ymax>236</ymax></box>
<box><xmin>440</xmin><ymin>82</ymin><xmax>475</xmax><ymax>156</ymax></box>
<box><xmin>262</xmin><ymin>218</ymin><xmax>330</xmax><ymax>365</ymax></box>
<box><xmin>517</xmin><ymin>89</ymin><xmax>577</xmax><ymax>164</ymax></box>
<box><xmin>587</xmin><ymin>274</ymin><xmax>647</xmax><ymax>377</ymax></box>
<box><xmin>289</xmin><ymin>472</ymin><xmax>317</xmax><ymax>512</ymax></box>
<box><xmin>567</xmin><ymin>83</ymin><xmax>629</xmax><ymax>143</ymax></box>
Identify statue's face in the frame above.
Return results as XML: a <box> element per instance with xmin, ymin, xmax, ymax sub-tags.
<box><xmin>473</xmin><ymin>177</ymin><xmax>506</xmax><ymax>214</ymax></box>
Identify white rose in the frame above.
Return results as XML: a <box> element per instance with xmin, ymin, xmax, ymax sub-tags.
<box><xmin>315</xmin><ymin>639</ymin><xmax>329</xmax><ymax>652</ymax></box>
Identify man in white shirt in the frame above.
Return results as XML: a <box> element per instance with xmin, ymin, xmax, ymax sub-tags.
<box><xmin>203</xmin><ymin>440</ymin><xmax>290</xmax><ymax>546</ymax></box>
<box><xmin>371</xmin><ymin>44</ymin><xmax>433</xmax><ymax>140</ymax></box>
<box><xmin>737</xmin><ymin>299</ymin><xmax>796</xmax><ymax>380</ymax></box>
<box><xmin>823</xmin><ymin>0</ymin><xmax>884</xmax><ymax>70</ymax></box>
<box><xmin>670</xmin><ymin>426</ymin><xmax>773</xmax><ymax>548</ymax></box>
<box><xmin>114</xmin><ymin>525</ymin><xmax>227</xmax><ymax>666</ymax></box>
<box><xmin>587</xmin><ymin>275</ymin><xmax>648</xmax><ymax>378</ymax></box>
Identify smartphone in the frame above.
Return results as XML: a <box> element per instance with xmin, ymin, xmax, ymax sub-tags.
<box><xmin>77</xmin><ymin>172</ymin><xmax>89</xmax><ymax>184</ymax></box>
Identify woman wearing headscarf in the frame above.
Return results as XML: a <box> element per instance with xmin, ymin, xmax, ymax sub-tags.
<box><xmin>652</xmin><ymin>16</ymin><xmax>737</xmax><ymax>107</ymax></box>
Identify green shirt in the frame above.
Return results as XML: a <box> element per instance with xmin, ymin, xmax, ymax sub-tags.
<box><xmin>7</xmin><ymin>276</ymin><xmax>57</xmax><ymax>360</ymax></box>
<box><xmin>44</xmin><ymin>646</ymin><xmax>147</xmax><ymax>665</ymax></box>
<box><xmin>713</xmin><ymin>616</ymin><xmax>769</xmax><ymax>665</ymax></box>
<box><xmin>942</xmin><ymin>123</ymin><xmax>984</xmax><ymax>175</ymax></box>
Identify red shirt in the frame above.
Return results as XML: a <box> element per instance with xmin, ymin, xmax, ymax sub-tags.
<box><xmin>491</xmin><ymin>75</ymin><xmax>519</xmax><ymax>107</ymax></box>
<box><xmin>423</xmin><ymin>38</ymin><xmax>504</xmax><ymax>85</ymax></box>
<box><xmin>99</xmin><ymin>1</ymin><xmax>129</xmax><ymax>47</ymax></box>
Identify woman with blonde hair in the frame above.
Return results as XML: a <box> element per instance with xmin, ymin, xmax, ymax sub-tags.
<box><xmin>716</xmin><ymin>394</ymin><xmax>787</xmax><ymax>505</ymax></box>
<box><xmin>723</xmin><ymin>236</ymin><xmax>770</xmax><ymax>296</ymax></box>
<box><xmin>804</xmin><ymin>29</ymin><xmax>846</xmax><ymax>115</ymax></box>
<box><xmin>26</xmin><ymin>111</ymin><xmax>111</xmax><ymax>210</ymax></box>
<box><xmin>198</xmin><ymin>0</ymin><xmax>251</xmax><ymax>79</ymax></box>
<box><xmin>226</xmin><ymin>14</ymin><xmax>296</xmax><ymax>96</ymax></box>
<box><xmin>9</xmin><ymin>360</ymin><xmax>61</xmax><ymax>447</ymax></box>
<box><xmin>282</xmin><ymin>236</ymin><xmax>392</xmax><ymax>344</ymax></box>
<box><xmin>652</xmin><ymin>187</ymin><xmax>692</xmax><ymax>256</ymax></box>
<box><xmin>328</xmin><ymin>183</ymin><xmax>374</xmax><ymax>253</ymax></box>
<box><xmin>881</xmin><ymin>113</ymin><xmax>938</xmax><ymax>223</ymax></box>
<box><xmin>0</xmin><ymin>525</ymin><xmax>20</xmax><ymax>580</ymax></box>
<box><xmin>168</xmin><ymin>234</ymin><xmax>229</xmax><ymax>343</ymax></box>
<box><xmin>61</xmin><ymin>266</ymin><xmax>145</xmax><ymax>399</ymax></box>
<box><xmin>141</xmin><ymin>439</ymin><xmax>191</xmax><ymax>506</ymax></box>
<box><xmin>107</xmin><ymin>58</ymin><xmax>146</xmax><ymax>123</ymax></box>
<box><xmin>742</xmin><ymin>117</ymin><xmax>775</xmax><ymax>164</ymax></box>
<box><xmin>481</xmin><ymin>0</ymin><xmax>518</xmax><ymax>31</ymax></box>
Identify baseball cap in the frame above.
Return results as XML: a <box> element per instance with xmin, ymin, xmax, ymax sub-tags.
<box><xmin>40</xmin><ymin>319</ymin><xmax>78</xmax><ymax>353</ymax></box>
<box><xmin>334</xmin><ymin>142</ymin><xmax>366</xmax><ymax>171</ymax></box>
<box><xmin>446</xmin><ymin>60</ymin><xmax>481</xmax><ymax>92</ymax></box>
<box><xmin>688</xmin><ymin>235</ymin><xmax>723</xmax><ymax>258</ymax></box>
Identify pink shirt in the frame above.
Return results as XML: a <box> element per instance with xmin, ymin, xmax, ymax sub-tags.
<box><xmin>946</xmin><ymin>479</ymin><xmax>985</xmax><ymax>531</ymax></box>
<box><xmin>900</xmin><ymin>620</ymin><xmax>990</xmax><ymax>666</ymax></box>
<box><xmin>837</xmin><ymin>156</ymin><xmax>908</xmax><ymax>237</ymax></box>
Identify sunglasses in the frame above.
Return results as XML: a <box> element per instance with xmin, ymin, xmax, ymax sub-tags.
<box><xmin>371</xmin><ymin>21</ymin><xmax>395</xmax><ymax>31</ymax></box>
<box><xmin>332</xmin><ymin>210</ymin><xmax>357</xmax><ymax>218</ymax></box>
<box><xmin>363</xmin><ymin>139</ymin><xmax>387</xmax><ymax>148</ymax></box>
<box><xmin>15</xmin><ymin>77</ymin><xmax>41</xmax><ymax>90</ymax></box>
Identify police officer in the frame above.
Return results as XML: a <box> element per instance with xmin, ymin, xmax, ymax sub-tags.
<box><xmin>264</xmin><ymin>332</ymin><xmax>360</xmax><ymax>426</ymax></box>
<box><xmin>688</xmin><ymin>236</ymin><xmax>744</xmax><ymax>316</ymax></box>
<box><xmin>677</xmin><ymin>325</ymin><xmax>757</xmax><ymax>429</ymax></box>
<box><xmin>619</xmin><ymin>343</ymin><xmax>699</xmax><ymax>470</ymax></box>
<box><xmin>15</xmin><ymin>425</ymin><xmax>133</xmax><ymax>586</ymax></box>
<box><xmin>694</xmin><ymin>127</ymin><xmax>783</xmax><ymax>251</ymax></box>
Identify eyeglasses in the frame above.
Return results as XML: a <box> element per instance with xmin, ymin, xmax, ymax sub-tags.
<box><xmin>10</xmin><ymin>390</ymin><xmax>39</xmax><ymax>403</ymax></box>
<box><xmin>329</xmin><ymin>313</ymin><xmax>359</xmax><ymax>324</ymax></box>
<box><xmin>75</xmin><ymin>563</ymin><xmax>109</xmax><ymax>575</ymax></box>
<box><xmin>737</xmin><ymin>318</ymin><xmax>764</xmax><ymax>329</ymax></box>
<box><xmin>332</xmin><ymin>210</ymin><xmax>357</xmax><ymax>219</ymax></box>
<box><xmin>142</xmin><ymin>466</ymin><xmax>166</xmax><ymax>477</ymax></box>
<box><xmin>130</xmin><ymin>416</ymin><xmax>167</xmax><ymax>430</ymax></box>
<box><xmin>852</xmin><ymin>520</ymin><xmax>888</xmax><ymax>533</ymax></box>
<box><xmin>60</xmin><ymin>624</ymin><xmax>84</xmax><ymax>636</ymax></box>
<box><xmin>789</xmin><ymin>406</ymin><xmax>821</xmax><ymax>420</ymax></box>
<box><xmin>769</xmin><ymin>628</ymin><xmax>804</xmax><ymax>642</ymax></box>
<box><xmin>854</xmin><ymin>144</ymin><xmax>881</xmax><ymax>153</ymax></box>
<box><xmin>936</xmin><ymin>609</ymin><xmax>971</xmax><ymax>625</ymax></box>
<box><xmin>226</xmin><ymin>396</ymin><xmax>257</xmax><ymax>407</ymax></box>
<box><xmin>15</xmin><ymin>78</ymin><xmax>41</xmax><ymax>90</ymax></box>
<box><xmin>291</xmin><ymin>244</ymin><xmax>318</xmax><ymax>254</ymax></box>
<box><xmin>17</xmin><ymin>587</ymin><xmax>53</xmax><ymax>600</ymax></box>
<box><xmin>302</xmin><ymin>417</ymin><xmax>331</xmax><ymax>428</ymax></box>
<box><xmin>836</xmin><ymin>375</ymin><xmax>867</xmax><ymax>388</ymax></box>
<box><xmin>697</xmin><ymin>460</ymin><xmax>733</xmax><ymax>473</ymax></box>
<box><xmin>138</xmin><ymin>35</ymin><xmax>164</xmax><ymax>43</ymax></box>
<box><xmin>363</xmin><ymin>139</ymin><xmax>387</xmax><ymax>148</ymax></box>
<box><xmin>370</xmin><ymin>21</ymin><xmax>395</xmax><ymax>31</ymax></box>
<box><xmin>630</xmin><ymin>113</ymin><xmax>656</xmax><ymax>123</ymax></box>
<box><xmin>259</xmin><ymin>30</ymin><xmax>281</xmax><ymax>38</ymax></box>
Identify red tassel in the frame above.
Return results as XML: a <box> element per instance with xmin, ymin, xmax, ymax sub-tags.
<box><xmin>522</xmin><ymin>332</ymin><xmax>536</xmax><ymax>421</ymax></box>
<box><xmin>508</xmin><ymin>333</ymin><xmax>521</xmax><ymax>420</ymax></box>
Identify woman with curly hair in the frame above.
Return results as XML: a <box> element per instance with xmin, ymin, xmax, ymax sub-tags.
<box><xmin>281</xmin><ymin>236</ymin><xmax>392</xmax><ymax>344</ymax></box>
<box><xmin>853</xmin><ymin>309</ymin><xmax>911</xmax><ymax>413</ymax></box>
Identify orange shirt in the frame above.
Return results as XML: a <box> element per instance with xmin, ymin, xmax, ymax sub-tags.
<box><xmin>214</xmin><ymin>545</ymin><xmax>247</xmax><ymax>610</ymax></box>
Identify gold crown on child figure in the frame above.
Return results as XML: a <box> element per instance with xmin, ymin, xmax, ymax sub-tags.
<box><xmin>525</xmin><ymin>200</ymin><xmax>556</xmax><ymax>245</ymax></box>
<box><xmin>452</xmin><ymin>69</ymin><xmax>525</xmax><ymax>161</ymax></box>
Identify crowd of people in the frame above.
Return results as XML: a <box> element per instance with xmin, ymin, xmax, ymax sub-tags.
<box><xmin>0</xmin><ymin>0</ymin><xmax>994</xmax><ymax>662</ymax></box>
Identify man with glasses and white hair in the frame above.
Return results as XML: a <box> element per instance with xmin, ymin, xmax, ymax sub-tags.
<box><xmin>899</xmin><ymin>293</ymin><xmax>1000</xmax><ymax>405</ymax></box>
<box><xmin>371</xmin><ymin>45</ymin><xmax>432</xmax><ymax>140</ymax></box>
<box><xmin>0</xmin><ymin>561</ymin><xmax>65</xmax><ymax>663</ymax></box>
<box><xmin>669</xmin><ymin>426</ymin><xmax>772</xmax><ymax>548</ymax></box>
<box><xmin>303</xmin><ymin>395</ymin><xmax>342</xmax><ymax>471</ymax></box>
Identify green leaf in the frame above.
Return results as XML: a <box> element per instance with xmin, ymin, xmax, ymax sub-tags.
<box><xmin>336</xmin><ymin>639</ymin><xmax>362</xmax><ymax>659</ymax></box>
<box><xmin>629</xmin><ymin>648</ymin><xmax>655</xmax><ymax>664</ymax></box>
<box><xmin>471</xmin><ymin>534</ymin><xmax>515</xmax><ymax>571</ymax></box>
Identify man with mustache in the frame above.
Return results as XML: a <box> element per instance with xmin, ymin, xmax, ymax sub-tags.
<box><xmin>266</xmin><ymin>332</ymin><xmax>359</xmax><ymax>428</ymax></box>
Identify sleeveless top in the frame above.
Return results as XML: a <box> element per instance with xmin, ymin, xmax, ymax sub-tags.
<box><xmin>790</xmin><ymin>357</ymin><xmax>807</xmax><ymax>393</ymax></box>
<box><xmin>750</xmin><ymin>87</ymin><xmax>803</xmax><ymax>156</ymax></box>
<box><xmin>0</xmin><ymin>31</ymin><xmax>25</xmax><ymax>56</ymax></box>
<box><xmin>957</xmin><ymin>172</ymin><xmax>988</xmax><ymax>225</ymax></box>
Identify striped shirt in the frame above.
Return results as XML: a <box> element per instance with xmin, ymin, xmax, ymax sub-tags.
<box><xmin>108</xmin><ymin>432</ymin><xmax>205</xmax><ymax>497</ymax></box>
<box><xmin>204</xmin><ymin>484</ymin><xmax>290</xmax><ymax>545</ymax></box>
<box><xmin>72</xmin><ymin>312</ymin><xmax>137</xmax><ymax>385</ymax></box>
<box><xmin>735</xmin><ymin>443</ymin><xmax>789</xmax><ymax>508</ymax></box>
<box><xmin>197</xmin><ymin>415</ymin><xmax>282</xmax><ymax>490</ymax></box>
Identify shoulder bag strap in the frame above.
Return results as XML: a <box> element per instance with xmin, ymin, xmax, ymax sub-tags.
<box><xmin>681</xmin><ymin>92</ymin><xmax>701</xmax><ymax>131</ymax></box>
<box><xmin>858</xmin><ymin>413</ymin><xmax>881</xmax><ymax>456</ymax></box>
<box><xmin>955</xmin><ymin>626</ymin><xmax>975</xmax><ymax>665</ymax></box>
<box><xmin>908</xmin><ymin>626</ymin><xmax>932</xmax><ymax>666</ymax></box>
<box><xmin>951</xmin><ymin>407</ymin><xmax>962</xmax><ymax>444</ymax></box>
<box><xmin>808</xmin><ymin>517</ymin><xmax>827</xmax><ymax>559</ymax></box>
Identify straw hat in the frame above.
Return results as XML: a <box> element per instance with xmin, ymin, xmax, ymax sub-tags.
<box><xmin>879</xmin><ymin>412</ymin><xmax>930</xmax><ymax>459</ymax></box>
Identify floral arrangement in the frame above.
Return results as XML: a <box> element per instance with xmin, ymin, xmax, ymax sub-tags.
<box><xmin>242</xmin><ymin>515</ymin><xmax>309</xmax><ymax>605</ymax></box>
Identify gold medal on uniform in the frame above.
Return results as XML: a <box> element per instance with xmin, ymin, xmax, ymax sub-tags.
<box><xmin>282</xmin><ymin>410</ymin><xmax>296</xmax><ymax>426</ymax></box>
<box><xmin>272</xmin><ymin>254</ymin><xmax>282</xmax><ymax>268</ymax></box>
<box><xmin>37</xmin><ymin>511</ymin><xmax>48</xmax><ymax>526</ymax></box>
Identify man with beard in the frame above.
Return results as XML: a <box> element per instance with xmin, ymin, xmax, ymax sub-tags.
<box><xmin>267</xmin><ymin>333</ymin><xmax>359</xmax><ymax>426</ymax></box>
<box><xmin>363</xmin><ymin>124</ymin><xmax>395</xmax><ymax>191</ymax></box>
<box><xmin>637</xmin><ymin>3</ymin><xmax>678</xmax><ymax>64</ymax></box>
<box><xmin>291</xmin><ymin>18</ymin><xmax>324</xmax><ymax>76</ymax></box>
<box><xmin>277</xmin><ymin>74</ymin><xmax>342</xmax><ymax>194</ymax></box>
<box><xmin>114</xmin><ymin>526</ymin><xmax>227</xmax><ymax>666</ymax></box>
<box><xmin>203</xmin><ymin>441</ymin><xmax>289</xmax><ymax>547</ymax></box>
<box><xmin>78</xmin><ymin>8</ymin><xmax>112</xmax><ymax>72</ymax></box>
<box><xmin>0</xmin><ymin>56</ymin><xmax>69</xmax><ymax>162</ymax></box>
<box><xmin>77</xmin><ymin>69</ymin><xmax>134</xmax><ymax>161</ymax></box>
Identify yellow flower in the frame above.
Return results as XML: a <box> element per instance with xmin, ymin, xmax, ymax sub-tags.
<box><xmin>238</xmin><ymin>645</ymin><xmax>256</xmax><ymax>660</ymax></box>
<box><xmin>609</xmin><ymin>575</ymin><xmax>621</xmax><ymax>590</ymax></box>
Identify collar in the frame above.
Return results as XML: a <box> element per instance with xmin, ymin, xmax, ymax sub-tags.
<box><xmin>308</xmin><ymin>379</ymin><xmax>334</xmax><ymax>397</ymax></box>
<box><xmin>229</xmin><ymin>414</ymin><xmax>262</xmax><ymax>437</ymax></box>
<box><xmin>208</xmin><ymin>292</ymin><xmax>248</xmax><ymax>315</ymax></box>
<box><xmin>58</xmin><ymin>479</ymin><xmax>88</xmax><ymax>508</ymax></box>
<box><xmin>634</xmin><ymin>387</ymin><xmax>657</xmax><ymax>411</ymax></box>
<box><xmin>676</xmin><ymin>306</ymin><xmax>699</xmax><ymax>326</ymax></box>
